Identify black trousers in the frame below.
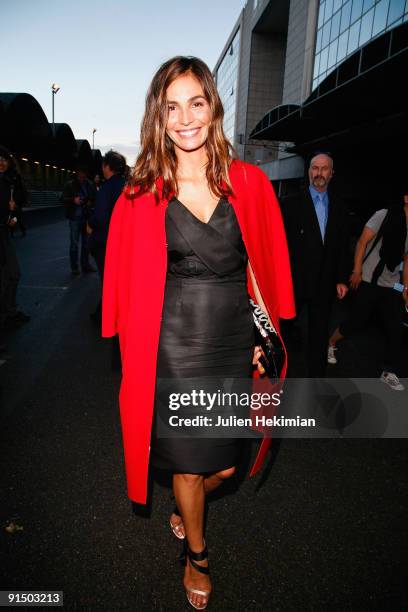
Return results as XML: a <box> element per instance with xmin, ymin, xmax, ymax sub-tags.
<box><xmin>339</xmin><ymin>281</ymin><xmax>403</xmax><ymax>373</ymax></box>
<box><xmin>90</xmin><ymin>241</ymin><xmax>106</xmax><ymax>316</ymax></box>
<box><xmin>281</xmin><ymin>295</ymin><xmax>332</xmax><ymax>378</ymax></box>
<box><xmin>0</xmin><ymin>226</ymin><xmax>20</xmax><ymax>324</ymax></box>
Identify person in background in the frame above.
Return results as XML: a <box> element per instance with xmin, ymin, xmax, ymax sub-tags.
<box><xmin>0</xmin><ymin>146</ymin><xmax>30</xmax><ymax>331</ymax></box>
<box><xmin>61</xmin><ymin>168</ymin><xmax>96</xmax><ymax>275</ymax></box>
<box><xmin>329</xmin><ymin>185</ymin><xmax>408</xmax><ymax>390</ymax></box>
<box><xmin>93</xmin><ymin>174</ymin><xmax>102</xmax><ymax>192</ymax></box>
<box><xmin>280</xmin><ymin>153</ymin><xmax>349</xmax><ymax>377</ymax></box>
<box><xmin>87</xmin><ymin>150</ymin><xmax>126</xmax><ymax>323</ymax></box>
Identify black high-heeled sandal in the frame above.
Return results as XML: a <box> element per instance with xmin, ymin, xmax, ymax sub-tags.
<box><xmin>179</xmin><ymin>539</ymin><xmax>211</xmax><ymax>610</ymax></box>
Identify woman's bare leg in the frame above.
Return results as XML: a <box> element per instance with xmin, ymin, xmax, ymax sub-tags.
<box><xmin>203</xmin><ymin>466</ymin><xmax>236</xmax><ymax>494</ymax></box>
<box><xmin>173</xmin><ymin>473</ymin><xmax>210</xmax><ymax>609</ymax></box>
<box><xmin>170</xmin><ymin>466</ymin><xmax>235</xmax><ymax>532</ymax></box>
<box><xmin>172</xmin><ymin>467</ymin><xmax>235</xmax><ymax>608</ymax></box>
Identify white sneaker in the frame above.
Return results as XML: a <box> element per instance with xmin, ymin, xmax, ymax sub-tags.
<box><xmin>327</xmin><ymin>345</ymin><xmax>338</xmax><ymax>364</ymax></box>
<box><xmin>380</xmin><ymin>371</ymin><xmax>405</xmax><ymax>391</ymax></box>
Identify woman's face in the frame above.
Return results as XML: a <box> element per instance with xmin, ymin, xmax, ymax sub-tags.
<box><xmin>166</xmin><ymin>73</ymin><xmax>211</xmax><ymax>153</ymax></box>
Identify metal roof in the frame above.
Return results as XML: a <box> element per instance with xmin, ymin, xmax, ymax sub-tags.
<box><xmin>250</xmin><ymin>21</ymin><xmax>408</xmax><ymax>149</ymax></box>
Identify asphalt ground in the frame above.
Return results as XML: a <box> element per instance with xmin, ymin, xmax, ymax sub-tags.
<box><xmin>0</xmin><ymin>212</ymin><xmax>407</xmax><ymax>611</ymax></box>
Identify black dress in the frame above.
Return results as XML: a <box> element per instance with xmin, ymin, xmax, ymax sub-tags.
<box><xmin>150</xmin><ymin>196</ymin><xmax>255</xmax><ymax>473</ymax></box>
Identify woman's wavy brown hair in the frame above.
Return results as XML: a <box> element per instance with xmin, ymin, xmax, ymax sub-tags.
<box><xmin>130</xmin><ymin>56</ymin><xmax>237</xmax><ymax>201</ymax></box>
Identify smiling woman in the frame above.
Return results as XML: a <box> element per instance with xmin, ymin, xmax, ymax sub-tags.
<box><xmin>102</xmin><ymin>56</ymin><xmax>295</xmax><ymax>610</ymax></box>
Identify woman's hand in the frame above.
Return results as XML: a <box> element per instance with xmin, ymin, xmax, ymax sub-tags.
<box><xmin>252</xmin><ymin>345</ymin><xmax>265</xmax><ymax>375</ymax></box>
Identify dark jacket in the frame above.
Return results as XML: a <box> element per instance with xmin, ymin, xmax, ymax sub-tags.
<box><xmin>0</xmin><ymin>170</ymin><xmax>27</xmax><ymax>225</ymax></box>
<box><xmin>280</xmin><ymin>186</ymin><xmax>350</xmax><ymax>303</ymax></box>
<box><xmin>61</xmin><ymin>177</ymin><xmax>96</xmax><ymax>221</ymax></box>
<box><xmin>87</xmin><ymin>174</ymin><xmax>125</xmax><ymax>245</ymax></box>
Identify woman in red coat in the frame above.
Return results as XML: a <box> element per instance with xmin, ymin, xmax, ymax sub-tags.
<box><xmin>102</xmin><ymin>56</ymin><xmax>295</xmax><ymax>609</ymax></box>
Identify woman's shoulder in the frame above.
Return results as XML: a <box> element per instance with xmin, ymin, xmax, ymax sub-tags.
<box><xmin>229</xmin><ymin>159</ymin><xmax>270</xmax><ymax>186</ymax></box>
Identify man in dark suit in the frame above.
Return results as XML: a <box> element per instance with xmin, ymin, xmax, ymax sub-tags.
<box><xmin>280</xmin><ymin>153</ymin><xmax>349</xmax><ymax>377</ymax></box>
<box><xmin>86</xmin><ymin>150</ymin><xmax>127</xmax><ymax>323</ymax></box>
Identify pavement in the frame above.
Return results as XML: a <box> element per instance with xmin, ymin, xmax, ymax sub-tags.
<box><xmin>0</xmin><ymin>215</ymin><xmax>407</xmax><ymax>611</ymax></box>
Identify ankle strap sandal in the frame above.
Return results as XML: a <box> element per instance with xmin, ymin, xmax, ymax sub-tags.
<box><xmin>179</xmin><ymin>539</ymin><xmax>211</xmax><ymax>610</ymax></box>
<box><xmin>179</xmin><ymin>539</ymin><xmax>210</xmax><ymax>575</ymax></box>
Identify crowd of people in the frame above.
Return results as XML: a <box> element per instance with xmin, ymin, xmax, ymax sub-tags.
<box><xmin>280</xmin><ymin>152</ymin><xmax>408</xmax><ymax>391</ymax></box>
<box><xmin>1</xmin><ymin>144</ymin><xmax>407</xmax><ymax>393</ymax></box>
<box><xmin>0</xmin><ymin>147</ymin><xmax>128</xmax><ymax>362</ymax></box>
<box><xmin>1</xmin><ymin>142</ymin><xmax>407</xmax><ymax>390</ymax></box>
<box><xmin>60</xmin><ymin>150</ymin><xmax>128</xmax><ymax>323</ymax></box>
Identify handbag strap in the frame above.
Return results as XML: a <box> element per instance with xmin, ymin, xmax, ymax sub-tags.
<box><xmin>363</xmin><ymin>211</ymin><xmax>388</xmax><ymax>263</ymax></box>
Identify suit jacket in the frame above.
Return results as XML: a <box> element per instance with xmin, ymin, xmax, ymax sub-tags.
<box><xmin>61</xmin><ymin>178</ymin><xmax>96</xmax><ymax>220</ymax></box>
<box><xmin>88</xmin><ymin>174</ymin><xmax>126</xmax><ymax>245</ymax></box>
<box><xmin>280</xmin><ymin>186</ymin><xmax>349</xmax><ymax>303</ymax></box>
<box><xmin>101</xmin><ymin>160</ymin><xmax>295</xmax><ymax>504</ymax></box>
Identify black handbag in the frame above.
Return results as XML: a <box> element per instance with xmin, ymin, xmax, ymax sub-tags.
<box><xmin>249</xmin><ymin>298</ymin><xmax>285</xmax><ymax>380</ymax></box>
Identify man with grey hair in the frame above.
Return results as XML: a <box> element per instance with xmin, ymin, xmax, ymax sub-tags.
<box><xmin>280</xmin><ymin>152</ymin><xmax>349</xmax><ymax>377</ymax></box>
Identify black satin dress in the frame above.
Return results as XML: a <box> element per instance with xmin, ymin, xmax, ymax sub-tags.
<box><xmin>150</xmin><ymin>196</ymin><xmax>255</xmax><ymax>473</ymax></box>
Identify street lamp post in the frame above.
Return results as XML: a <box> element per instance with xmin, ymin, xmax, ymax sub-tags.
<box><xmin>92</xmin><ymin>128</ymin><xmax>97</xmax><ymax>150</ymax></box>
<box><xmin>51</xmin><ymin>83</ymin><xmax>60</xmax><ymax>137</ymax></box>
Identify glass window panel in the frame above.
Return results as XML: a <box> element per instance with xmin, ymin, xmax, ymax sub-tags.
<box><xmin>216</xmin><ymin>28</ymin><xmax>240</xmax><ymax>142</ymax></box>
<box><xmin>351</xmin><ymin>0</ymin><xmax>363</xmax><ymax>22</ymax></box>
<box><xmin>388</xmin><ymin>0</ymin><xmax>405</xmax><ymax>23</ymax></box>
<box><xmin>337</xmin><ymin>29</ymin><xmax>349</xmax><ymax>60</ymax></box>
<box><xmin>316</xmin><ymin>27</ymin><xmax>323</xmax><ymax>52</ymax></box>
<box><xmin>328</xmin><ymin>38</ymin><xmax>339</xmax><ymax>67</ymax></box>
<box><xmin>372</xmin><ymin>0</ymin><xmax>389</xmax><ymax>35</ymax></box>
<box><xmin>347</xmin><ymin>20</ymin><xmax>361</xmax><ymax>52</ymax></box>
<box><xmin>326</xmin><ymin>0</ymin><xmax>334</xmax><ymax>18</ymax></box>
<box><xmin>314</xmin><ymin>53</ymin><xmax>321</xmax><ymax>78</ymax></box>
<box><xmin>318</xmin><ymin>1</ymin><xmax>326</xmax><ymax>28</ymax></box>
<box><xmin>322</xmin><ymin>20</ymin><xmax>331</xmax><ymax>47</ymax></box>
<box><xmin>363</xmin><ymin>0</ymin><xmax>374</xmax><ymax>10</ymax></box>
<box><xmin>330</xmin><ymin>10</ymin><xmax>341</xmax><ymax>39</ymax></box>
<box><xmin>320</xmin><ymin>46</ymin><xmax>329</xmax><ymax>72</ymax></box>
<box><xmin>360</xmin><ymin>7</ymin><xmax>374</xmax><ymax>44</ymax></box>
<box><xmin>333</xmin><ymin>0</ymin><xmax>343</xmax><ymax>11</ymax></box>
<box><xmin>340</xmin><ymin>1</ymin><xmax>352</xmax><ymax>31</ymax></box>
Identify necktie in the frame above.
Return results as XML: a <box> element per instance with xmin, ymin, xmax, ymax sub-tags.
<box><xmin>316</xmin><ymin>194</ymin><xmax>326</xmax><ymax>240</ymax></box>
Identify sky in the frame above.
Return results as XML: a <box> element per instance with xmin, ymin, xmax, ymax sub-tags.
<box><xmin>1</xmin><ymin>0</ymin><xmax>244</xmax><ymax>164</ymax></box>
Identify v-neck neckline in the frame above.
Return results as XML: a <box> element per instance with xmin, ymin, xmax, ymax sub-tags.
<box><xmin>172</xmin><ymin>196</ymin><xmax>223</xmax><ymax>226</ymax></box>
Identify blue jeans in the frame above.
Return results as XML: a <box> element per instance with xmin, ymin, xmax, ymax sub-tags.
<box><xmin>69</xmin><ymin>218</ymin><xmax>90</xmax><ymax>270</ymax></box>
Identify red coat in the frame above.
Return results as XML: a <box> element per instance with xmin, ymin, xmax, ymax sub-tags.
<box><xmin>102</xmin><ymin>159</ymin><xmax>295</xmax><ymax>504</ymax></box>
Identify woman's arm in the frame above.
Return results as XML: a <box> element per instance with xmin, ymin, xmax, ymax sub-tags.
<box><xmin>248</xmin><ymin>259</ymin><xmax>269</xmax><ymax>321</ymax></box>
<box><xmin>248</xmin><ymin>259</ymin><xmax>271</xmax><ymax>375</ymax></box>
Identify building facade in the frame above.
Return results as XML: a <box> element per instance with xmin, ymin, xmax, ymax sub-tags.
<box><xmin>313</xmin><ymin>0</ymin><xmax>408</xmax><ymax>90</ymax></box>
<box><xmin>214</xmin><ymin>0</ymin><xmax>408</xmax><ymax>209</ymax></box>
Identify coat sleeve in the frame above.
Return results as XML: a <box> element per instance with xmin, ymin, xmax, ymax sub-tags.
<box><xmin>101</xmin><ymin>192</ymin><xmax>127</xmax><ymax>337</ymax></box>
